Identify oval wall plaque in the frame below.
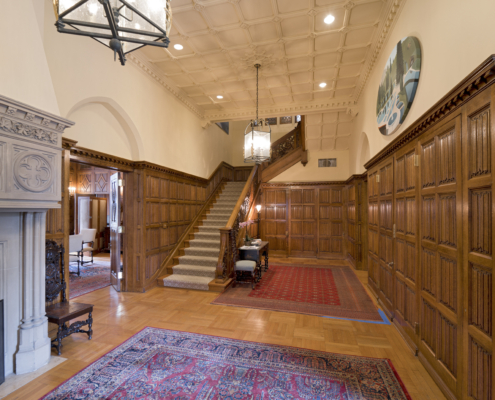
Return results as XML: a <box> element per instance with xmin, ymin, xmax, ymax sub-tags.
<box><xmin>376</xmin><ymin>36</ymin><xmax>421</xmax><ymax>136</ymax></box>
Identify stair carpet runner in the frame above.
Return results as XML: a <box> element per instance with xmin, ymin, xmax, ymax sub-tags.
<box><xmin>161</xmin><ymin>181</ymin><xmax>246</xmax><ymax>291</ymax></box>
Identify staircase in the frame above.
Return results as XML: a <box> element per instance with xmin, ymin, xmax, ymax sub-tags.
<box><xmin>159</xmin><ymin>181</ymin><xmax>245</xmax><ymax>291</ymax></box>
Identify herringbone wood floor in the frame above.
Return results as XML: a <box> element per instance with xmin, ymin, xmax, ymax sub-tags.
<box><xmin>4</xmin><ymin>258</ymin><xmax>446</xmax><ymax>400</ymax></box>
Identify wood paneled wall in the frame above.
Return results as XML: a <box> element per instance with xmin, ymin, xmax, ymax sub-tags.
<box><xmin>364</xmin><ymin>56</ymin><xmax>495</xmax><ymax>400</ymax></box>
<box><xmin>343</xmin><ymin>175</ymin><xmax>368</xmax><ymax>270</ymax></box>
<box><xmin>260</xmin><ymin>182</ymin><xmax>347</xmax><ymax>259</ymax></box>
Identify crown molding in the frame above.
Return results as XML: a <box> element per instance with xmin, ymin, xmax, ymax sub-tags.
<box><xmin>354</xmin><ymin>0</ymin><xmax>407</xmax><ymax>101</ymax></box>
<box><xmin>205</xmin><ymin>101</ymin><xmax>356</xmax><ymax>122</ymax></box>
<box><xmin>128</xmin><ymin>52</ymin><xmax>206</xmax><ymax>120</ymax></box>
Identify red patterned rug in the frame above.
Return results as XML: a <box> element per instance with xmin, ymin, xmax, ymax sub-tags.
<box><xmin>41</xmin><ymin>327</ymin><xmax>411</xmax><ymax>399</ymax></box>
<box><xmin>69</xmin><ymin>260</ymin><xmax>111</xmax><ymax>299</ymax></box>
<box><xmin>213</xmin><ymin>264</ymin><xmax>381</xmax><ymax>321</ymax></box>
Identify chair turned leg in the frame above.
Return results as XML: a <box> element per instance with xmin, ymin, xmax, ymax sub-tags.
<box><xmin>252</xmin><ymin>271</ymin><xmax>255</xmax><ymax>289</ymax></box>
<box><xmin>87</xmin><ymin>312</ymin><xmax>93</xmax><ymax>340</ymax></box>
<box><xmin>91</xmin><ymin>250</ymin><xmax>93</xmax><ymax>264</ymax></box>
<box><xmin>56</xmin><ymin>324</ymin><xmax>63</xmax><ymax>356</ymax></box>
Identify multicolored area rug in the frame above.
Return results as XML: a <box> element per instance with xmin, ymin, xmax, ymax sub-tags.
<box><xmin>41</xmin><ymin>327</ymin><xmax>411</xmax><ymax>399</ymax></box>
<box><xmin>213</xmin><ymin>264</ymin><xmax>382</xmax><ymax>321</ymax></box>
<box><xmin>69</xmin><ymin>261</ymin><xmax>111</xmax><ymax>299</ymax></box>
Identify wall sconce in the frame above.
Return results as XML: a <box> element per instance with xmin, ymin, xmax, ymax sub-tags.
<box><xmin>68</xmin><ymin>186</ymin><xmax>76</xmax><ymax>196</ymax></box>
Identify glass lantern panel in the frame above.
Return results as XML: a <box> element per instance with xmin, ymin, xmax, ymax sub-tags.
<box><xmin>253</xmin><ymin>130</ymin><xmax>270</xmax><ymax>159</ymax></box>
<box><xmin>244</xmin><ymin>131</ymin><xmax>253</xmax><ymax>160</ymax></box>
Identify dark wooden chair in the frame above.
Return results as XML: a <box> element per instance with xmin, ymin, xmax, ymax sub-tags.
<box><xmin>45</xmin><ymin>240</ymin><xmax>93</xmax><ymax>355</ymax></box>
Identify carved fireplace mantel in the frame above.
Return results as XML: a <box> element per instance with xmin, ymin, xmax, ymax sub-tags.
<box><xmin>0</xmin><ymin>94</ymin><xmax>73</xmax><ymax>210</ymax></box>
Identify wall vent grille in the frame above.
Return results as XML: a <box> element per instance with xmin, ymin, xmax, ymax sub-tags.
<box><xmin>318</xmin><ymin>158</ymin><xmax>337</xmax><ymax>168</ymax></box>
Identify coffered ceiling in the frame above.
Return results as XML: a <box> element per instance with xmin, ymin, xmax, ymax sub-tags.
<box><xmin>130</xmin><ymin>0</ymin><xmax>405</xmax><ymax>123</ymax></box>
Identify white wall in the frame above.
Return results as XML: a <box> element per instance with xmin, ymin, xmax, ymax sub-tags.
<box><xmin>270</xmin><ymin>150</ymin><xmax>350</xmax><ymax>182</ymax></box>
<box><xmin>0</xmin><ymin>0</ymin><xmax>59</xmax><ymax>115</ymax></box>
<box><xmin>350</xmin><ymin>0</ymin><xmax>495</xmax><ymax>174</ymax></box>
<box><xmin>41</xmin><ymin>0</ymin><xmax>231</xmax><ymax>178</ymax></box>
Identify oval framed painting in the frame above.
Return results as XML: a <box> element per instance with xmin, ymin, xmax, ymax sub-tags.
<box><xmin>376</xmin><ymin>36</ymin><xmax>421</xmax><ymax>136</ymax></box>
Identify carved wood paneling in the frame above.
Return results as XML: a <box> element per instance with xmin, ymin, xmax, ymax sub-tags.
<box><xmin>470</xmin><ymin>189</ymin><xmax>492</xmax><ymax>256</ymax></box>
<box><xmin>421</xmin><ymin>248</ymin><xmax>436</xmax><ymax>297</ymax></box>
<box><xmin>468</xmin><ymin>336</ymin><xmax>492</xmax><ymax>400</ymax></box>
<box><xmin>469</xmin><ymin>107</ymin><xmax>491</xmax><ymax>179</ymax></box>
<box><xmin>421</xmin><ymin>299</ymin><xmax>437</xmax><ymax>354</ymax></box>
<box><xmin>439</xmin><ymin>255</ymin><xmax>457</xmax><ymax>312</ymax></box>
<box><xmin>422</xmin><ymin>196</ymin><xmax>436</xmax><ymax>242</ymax></box>
<box><xmin>438</xmin><ymin>129</ymin><xmax>456</xmax><ymax>185</ymax></box>
<box><xmin>439</xmin><ymin>194</ymin><xmax>456</xmax><ymax>247</ymax></box>
<box><xmin>438</xmin><ymin>314</ymin><xmax>458</xmax><ymax>377</ymax></box>
<box><xmin>469</xmin><ymin>263</ymin><xmax>492</xmax><ymax>337</ymax></box>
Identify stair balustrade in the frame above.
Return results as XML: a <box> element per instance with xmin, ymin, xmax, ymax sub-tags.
<box><xmin>215</xmin><ymin>165</ymin><xmax>260</xmax><ymax>283</ymax></box>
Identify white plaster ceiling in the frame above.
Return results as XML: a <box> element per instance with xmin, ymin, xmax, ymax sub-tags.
<box><xmin>132</xmin><ymin>0</ymin><xmax>404</xmax><ymax>122</ymax></box>
<box><xmin>306</xmin><ymin>111</ymin><xmax>353</xmax><ymax>151</ymax></box>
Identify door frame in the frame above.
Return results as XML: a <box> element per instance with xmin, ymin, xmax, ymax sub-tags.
<box><xmin>65</xmin><ymin>152</ymin><xmax>131</xmax><ymax>292</ymax></box>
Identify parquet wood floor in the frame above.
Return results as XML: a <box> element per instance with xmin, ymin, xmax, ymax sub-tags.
<box><xmin>4</xmin><ymin>258</ymin><xmax>446</xmax><ymax>400</ymax></box>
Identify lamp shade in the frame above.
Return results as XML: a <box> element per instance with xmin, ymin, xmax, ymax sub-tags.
<box><xmin>244</xmin><ymin>121</ymin><xmax>271</xmax><ymax>164</ymax></box>
<box><xmin>256</xmin><ymin>205</ymin><xmax>261</xmax><ymax>212</ymax></box>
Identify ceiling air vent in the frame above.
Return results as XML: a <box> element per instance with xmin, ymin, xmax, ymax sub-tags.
<box><xmin>318</xmin><ymin>158</ymin><xmax>337</xmax><ymax>168</ymax></box>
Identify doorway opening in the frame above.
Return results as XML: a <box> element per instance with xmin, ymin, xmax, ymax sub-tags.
<box><xmin>67</xmin><ymin>161</ymin><xmax>125</xmax><ymax>298</ymax></box>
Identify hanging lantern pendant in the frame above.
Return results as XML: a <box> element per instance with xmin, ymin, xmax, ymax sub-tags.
<box><xmin>244</xmin><ymin>64</ymin><xmax>271</xmax><ymax>164</ymax></box>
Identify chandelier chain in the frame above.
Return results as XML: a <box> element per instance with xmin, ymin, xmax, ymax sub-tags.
<box><xmin>256</xmin><ymin>64</ymin><xmax>259</xmax><ymax>122</ymax></box>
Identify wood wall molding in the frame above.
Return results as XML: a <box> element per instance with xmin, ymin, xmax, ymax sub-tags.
<box><xmin>365</xmin><ymin>55</ymin><xmax>495</xmax><ymax>170</ymax></box>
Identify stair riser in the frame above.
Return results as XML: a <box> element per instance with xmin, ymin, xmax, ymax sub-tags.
<box><xmin>191</xmin><ymin>233</ymin><xmax>221</xmax><ymax>240</ymax></box>
<box><xmin>172</xmin><ymin>267</ymin><xmax>215</xmax><ymax>278</ymax></box>
<box><xmin>203</xmin><ymin>220</ymin><xmax>228</xmax><ymax>227</ymax></box>
<box><xmin>184</xmin><ymin>248</ymin><xmax>220</xmax><ymax>257</ymax></box>
<box><xmin>162</xmin><ymin>281</ymin><xmax>210</xmax><ymax>291</ymax></box>
<box><xmin>179</xmin><ymin>257</ymin><xmax>217</xmax><ymax>267</ymax></box>
<box><xmin>189</xmin><ymin>241</ymin><xmax>220</xmax><ymax>249</ymax></box>
<box><xmin>198</xmin><ymin>226</ymin><xmax>223</xmax><ymax>233</ymax></box>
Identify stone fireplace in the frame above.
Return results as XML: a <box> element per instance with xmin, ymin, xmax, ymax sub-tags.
<box><xmin>0</xmin><ymin>95</ymin><xmax>72</xmax><ymax>376</ymax></box>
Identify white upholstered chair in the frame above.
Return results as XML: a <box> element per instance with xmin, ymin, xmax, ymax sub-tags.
<box><xmin>233</xmin><ymin>260</ymin><xmax>258</xmax><ymax>289</ymax></box>
<box><xmin>69</xmin><ymin>234</ymin><xmax>84</xmax><ymax>276</ymax></box>
<box><xmin>80</xmin><ymin>229</ymin><xmax>97</xmax><ymax>265</ymax></box>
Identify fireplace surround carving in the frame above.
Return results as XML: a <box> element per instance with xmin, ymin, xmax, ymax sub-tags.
<box><xmin>0</xmin><ymin>94</ymin><xmax>73</xmax><ymax>376</ymax></box>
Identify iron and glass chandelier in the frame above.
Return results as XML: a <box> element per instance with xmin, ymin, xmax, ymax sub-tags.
<box><xmin>244</xmin><ymin>64</ymin><xmax>271</xmax><ymax>164</ymax></box>
<box><xmin>53</xmin><ymin>0</ymin><xmax>172</xmax><ymax>65</ymax></box>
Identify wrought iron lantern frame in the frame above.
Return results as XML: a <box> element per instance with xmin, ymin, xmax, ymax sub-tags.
<box><xmin>53</xmin><ymin>0</ymin><xmax>171</xmax><ymax>65</ymax></box>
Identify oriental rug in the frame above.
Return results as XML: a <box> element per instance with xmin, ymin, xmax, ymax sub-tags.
<box><xmin>212</xmin><ymin>264</ymin><xmax>382</xmax><ymax>321</ymax></box>
<box><xmin>40</xmin><ymin>327</ymin><xmax>411</xmax><ymax>400</ymax></box>
<box><xmin>69</xmin><ymin>261</ymin><xmax>111</xmax><ymax>299</ymax></box>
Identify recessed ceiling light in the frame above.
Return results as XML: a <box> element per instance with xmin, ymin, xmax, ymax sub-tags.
<box><xmin>324</xmin><ymin>14</ymin><xmax>335</xmax><ymax>25</ymax></box>
<box><xmin>319</xmin><ymin>82</ymin><xmax>327</xmax><ymax>88</ymax></box>
<box><xmin>174</xmin><ymin>44</ymin><xmax>184</xmax><ymax>50</ymax></box>
<box><xmin>217</xmin><ymin>95</ymin><xmax>224</xmax><ymax>99</ymax></box>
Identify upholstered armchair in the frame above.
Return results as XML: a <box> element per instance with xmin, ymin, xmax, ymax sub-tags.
<box><xmin>68</xmin><ymin>234</ymin><xmax>84</xmax><ymax>276</ymax></box>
